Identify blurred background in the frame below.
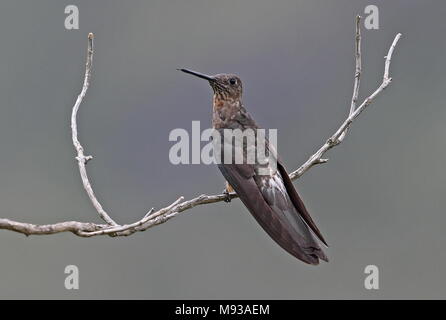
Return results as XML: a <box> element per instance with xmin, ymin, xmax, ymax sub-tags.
<box><xmin>0</xmin><ymin>0</ymin><xmax>444</xmax><ymax>299</ymax></box>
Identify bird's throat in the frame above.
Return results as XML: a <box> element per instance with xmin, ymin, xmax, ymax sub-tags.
<box><xmin>212</xmin><ymin>94</ymin><xmax>241</xmax><ymax>129</ymax></box>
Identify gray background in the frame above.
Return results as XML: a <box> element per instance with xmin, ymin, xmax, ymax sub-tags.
<box><xmin>0</xmin><ymin>0</ymin><xmax>444</xmax><ymax>299</ymax></box>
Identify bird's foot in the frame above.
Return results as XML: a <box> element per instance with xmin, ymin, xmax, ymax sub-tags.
<box><xmin>222</xmin><ymin>189</ymin><xmax>232</xmax><ymax>203</ymax></box>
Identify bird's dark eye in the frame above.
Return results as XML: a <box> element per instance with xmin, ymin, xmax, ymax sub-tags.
<box><xmin>229</xmin><ymin>78</ymin><xmax>237</xmax><ymax>85</ymax></box>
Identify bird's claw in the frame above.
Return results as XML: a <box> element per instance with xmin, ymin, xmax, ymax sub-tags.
<box><xmin>222</xmin><ymin>189</ymin><xmax>232</xmax><ymax>203</ymax></box>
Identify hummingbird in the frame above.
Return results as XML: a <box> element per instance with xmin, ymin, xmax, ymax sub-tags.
<box><xmin>179</xmin><ymin>68</ymin><xmax>328</xmax><ymax>264</ymax></box>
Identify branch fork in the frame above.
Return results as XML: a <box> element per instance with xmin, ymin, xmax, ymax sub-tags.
<box><xmin>0</xmin><ymin>17</ymin><xmax>402</xmax><ymax>237</ymax></box>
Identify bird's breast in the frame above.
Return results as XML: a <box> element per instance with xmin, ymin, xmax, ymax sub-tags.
<box><xmin>212</xmin><ymin>99</ymin><xmax>238</xmax><ymax>129</ymax></box>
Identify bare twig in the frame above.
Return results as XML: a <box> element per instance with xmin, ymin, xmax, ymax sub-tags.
<box><xmin>338</xmin><ymin>15</ymin><xmax>362</xmax><ymax>142</ymax></box>
<box><xmin>350</xmin><ymin>15</ymin><xmax>363</xmax><ymax>116</ymax></box>
<box><xmin>290</xmin><ymin>32</ymin><xmax>402</xmax><ymax>180</ymax></box>
<box><xmin>0</xmin><ymin>20</ymin><xmax>402</xmax><ymax>237</ymax></box>
<box><xmin>71</xmin><ymin>33</ymin><xmax>117</xmax><ymax>226</ymax></box>
<box><xmin>0</xmin><ymin>219</ymin><xmax>106</xmax><ymax>236</ymax></box>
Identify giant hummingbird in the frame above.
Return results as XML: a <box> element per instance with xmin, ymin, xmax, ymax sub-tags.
<box><xmin>179</xmin><ymin>68</ymin><xmax>328</xmax><ymax>264</ymax></box>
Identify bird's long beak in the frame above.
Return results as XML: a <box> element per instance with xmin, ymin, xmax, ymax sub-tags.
<box><xmin>177</xmin><ymin>68</ymin><xmax>215</xmax><ymax>82</ymax></box>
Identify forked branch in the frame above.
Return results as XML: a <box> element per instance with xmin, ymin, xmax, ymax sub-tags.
<box><xmin>0</xmin><ymin>17</ymin><xmax>402</xmax><ymax>237</ymax></box>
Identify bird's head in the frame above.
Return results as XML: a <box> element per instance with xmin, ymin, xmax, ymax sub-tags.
<box><xmin>178</xmin><ymin>68</ymin><xmax>243</xmax><ymax>101</ymax></box>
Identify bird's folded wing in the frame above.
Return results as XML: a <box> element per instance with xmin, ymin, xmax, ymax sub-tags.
<box><xmin>261</xmin><ymin>138</ymin><xmax>327</xmax><ymax>246</ymax></box>
<box><xmin>276</xmin><ymin>162</ymin><xmax>328</xmax><ymax>246</ymax></box>
<box><xmin>218</xmin><ymin>163</ymin><xmax>327</xmax><ymax>264</ymax></box>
